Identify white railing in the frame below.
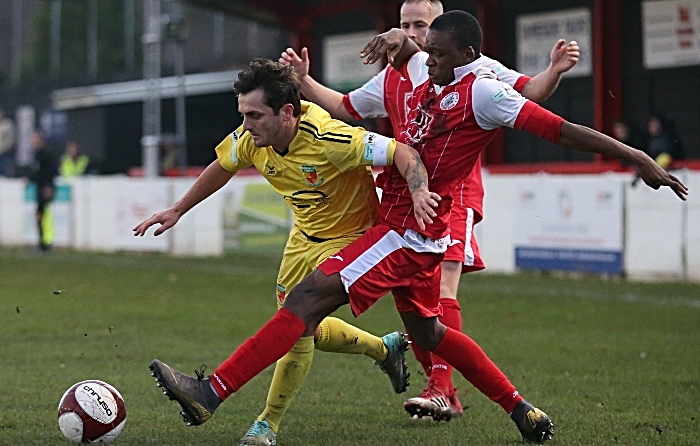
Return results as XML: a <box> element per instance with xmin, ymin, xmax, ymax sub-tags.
<box><xmin>1</xmin><ymin>170</ymin><xmax>698</xmax><ymax>281</ymax></box>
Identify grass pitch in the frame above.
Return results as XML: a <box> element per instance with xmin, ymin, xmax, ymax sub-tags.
<box><xmin>1</xmin><ymin>247</ymin><xmax>698</xmax><ymax>445</ymax></box>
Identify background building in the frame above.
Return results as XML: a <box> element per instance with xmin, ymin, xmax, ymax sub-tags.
<box><xmin>0</xmin><ymin>0</ymin><xmax>698</xmax><ymax>175</ymax></box>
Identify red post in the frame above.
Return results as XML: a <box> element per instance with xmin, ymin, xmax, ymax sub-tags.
<box><xmin>593</xmin><ymin>0</ymin><xmax>623</xmax><ymax>161</ymax></box>
<box><xmin>475</xmin><ymin>0</ymin><xmax>505</xmax><ymax>165</ymax></box>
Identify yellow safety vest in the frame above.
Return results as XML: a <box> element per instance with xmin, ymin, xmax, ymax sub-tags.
<box><xmin>60</xmin><ymin>155</ymin><xmax>89</xmax><ymax>177</ymax></box>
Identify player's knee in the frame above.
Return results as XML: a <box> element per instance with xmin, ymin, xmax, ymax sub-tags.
<box><xmin>404</xmin><ymin>318</ymin><xmax>446</xmax><ymax>352</ymax></box>
<box><xmin>281</xmin><ymin>283</ymin><xmax>316</xmax><ymax>320</ymax></box>
<box><xmin>439</xmin><ymin>261</ymin><xmax>461</xmax><ymax>297</ymax></box>
<box><xmin>282</xmin><ymin>270</ymin><xmax>346</xmax><ymax>325</ymax></box>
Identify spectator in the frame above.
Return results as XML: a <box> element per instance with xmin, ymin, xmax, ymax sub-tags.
<box><xmin>612</xmin><ymin>120</ymin><xmax>646</xmax><ymax>177</ymax></box>
<box><xmin>28</xmin><ymin>130</ymin><xmax>58</xmax><ymax>251</ymax></box>
<box><xmin>60</xmin><ymin>140</ymin><xmax>90</xmax><ymax>178</ymax></box>
<box><xmin>646</xmin><ymin>114</ymin><xmax>684</xmax><ymax>169</ymax></box>
<box><xmin>0</xmin><ymin>107</ymin><xmax>16</xmax><ymax>176</ymax></box>
<box><xmin>611</xmin><ymin>120</ymin><xmax>644</xmax><ymax>150</ymax></box>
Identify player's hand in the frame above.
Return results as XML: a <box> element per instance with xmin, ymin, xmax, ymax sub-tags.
<box><xmin>279</xmin><ymin>47</ymin><xmax>310</xmax><ymax>79</ymax></box>
<box><xmin>132</xmin><ymin>208</ymin><xmax>182</xmax><ymax>237</ymax></box>
<box><xmin>360</xmin><ymin>28</ymin><xmax>407</xmax><ymax>65</ymax></box>
<box><xmin>411</xmin><ymin>187</ymin><xmax>441</xmax><ymax>232</ymax></box>
<box><xmin>550</xmin><ymin>39</ymin><xmax>579</xmax><ymax>75</ymax></box>
<box><xmin>635</xmin><ymin>155</ymin><xmax>688</xmax><ymax>200</ymax></box>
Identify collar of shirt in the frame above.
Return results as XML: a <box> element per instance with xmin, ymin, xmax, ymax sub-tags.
<box><xmin>434</xmin><ymin>54</ymin><xmax>486</xmax><ymax>95</ymax></box>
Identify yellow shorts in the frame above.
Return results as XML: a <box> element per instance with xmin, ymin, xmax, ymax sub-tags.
<box><xmin>275</xmin><ymin>226</ymin><xmax>364</xmax><ymax>307</ymax></box>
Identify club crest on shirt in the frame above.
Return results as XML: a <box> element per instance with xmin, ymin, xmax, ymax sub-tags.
<box><xmin>276</xmin><ymin>284</ymin><xmax>286</xmax><ymax>305</ymax></box>
<box><xmin>440</xmin><ymin>92</ymin><xmax>459</xmax><ymax>110</ymax></box>
<box><xmin>302</xmin><ymin>164</ymin><xmax>324</xmax><ymax>186</ymax></box>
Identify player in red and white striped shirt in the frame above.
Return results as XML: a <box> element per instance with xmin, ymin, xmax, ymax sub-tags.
<box><xmin>147</xmin><ymin>11</ymin><xmax>686</xmax><ymax>445</ymax></box>
<box><xmin>280</xmin><ymin>0</ymin><xmax>580</xmax><ymax>421</ymax></box>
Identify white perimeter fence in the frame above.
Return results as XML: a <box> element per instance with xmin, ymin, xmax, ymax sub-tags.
<box><xmin>1</xmin><ymin>169</ymin><xmax>698</xmax><ymax>282</ymax></box>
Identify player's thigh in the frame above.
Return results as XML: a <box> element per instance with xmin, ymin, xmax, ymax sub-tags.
<box><xmin>308</xmin><ymin>232</ymin><xmax>364</xmax><ymax>268</ymax></box>
<box><xmin>277</xmin><ymin>229</ymin><xmax>363</xmax><ymax>307</ymax></box>
<box><xmin>319</xmin><ymin>225</ymin><xmax>443</xmax><ymax>317</ymax></box>
<box><xmin>277</xmin><ymin>229</ymin><xmax>318</xmax><ymax>306</ymax></box>
<box><xmin>393</xmin><ymin>262</ymin><xmax>442</xmax><ymax>318</ymax></box>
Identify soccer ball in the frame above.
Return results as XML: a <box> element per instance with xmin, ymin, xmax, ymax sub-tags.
<box><xmin>57</xmin><ymin>380</ymin><xmax>127</xmax><ymax>444</ymax></box>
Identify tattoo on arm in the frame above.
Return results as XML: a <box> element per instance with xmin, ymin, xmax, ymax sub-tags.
<box><xmin>404</xmin><ymin>153</ymin><xmax>429</xmax><ymax>193</ymax></box>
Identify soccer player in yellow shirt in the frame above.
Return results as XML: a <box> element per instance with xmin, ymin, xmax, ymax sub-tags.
<box><xmin>134</xmin><ymin>58</ymin><xmax>439</xmax><ymax>446</ymax></box>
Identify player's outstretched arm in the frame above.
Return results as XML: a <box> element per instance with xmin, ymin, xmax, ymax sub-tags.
<box><xmin>279</xmin><ymin>47</ymin><xmax>354</xmax><ymax>122</ymax></box>
<box><xmin>559</xmin><ymin>122</ymin><xmax>688</xmax><ymax>200</ymax></box>
<box><xmin>361</xmin><ymin>28</ymin><xmax>418</xmax><ymax>70</ymax></box>
<box><xmin>393</xmin><ymin>142</ymin><xmax>441</xmax><ymax>231</ymax></box>
<box><xmin>132</xmin><ymin>160</ymin><xmax>234</xmax><ymax>236</ymax></box>
<box><xmin>520</xmin><ymin>39</ymin><xmax>580</xmax><ymax>102</ymax></box>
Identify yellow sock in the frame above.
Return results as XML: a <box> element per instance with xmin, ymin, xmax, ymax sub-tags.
<box><xmin>314</xmin><ymin>317</ymin><xmax>388</xmax><ymax>363</ymax></box>
<box><xmin>41</xmin><ymin>205</ymin><xmax>54</xmax><ymax>245</ymax></box>
<box><xmin>258</xmin><ymin>336</ymin><xmax>314</xmax><ymax>433</ymax></box>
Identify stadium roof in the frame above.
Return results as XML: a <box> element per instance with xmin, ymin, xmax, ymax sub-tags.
<box><xmin>186</xmin><ymin>0</ymin><xmax>290</xmax><ymax>25</ymax></box>
<box><xmin>186</xmin><ymin>0</ymin><xmax>400</xmax><ymax>27</ymax></box>
<box><xmin>51</xmin><ymin>70</ymin><xmax>239</xmax><ymax>110</ymax></box>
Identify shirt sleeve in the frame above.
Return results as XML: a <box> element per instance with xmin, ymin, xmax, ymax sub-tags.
<box><xmin>400</xmin><ymin>51</ymin><xmax>429</xmax><ymax>90</ymax></box>
<box><xmin>480</xmin><ymin>55</ymin><xmax>532</xmax><ymax>93</ymax></box>
<box><xmin>471</xmin><ymin>67</ymin><xmax>529</xmax><ymax>131</ymax></box>
<box><xmin>323</xmin><ymin>122</ymin><xmax>396</xmax><ymax>172</ymax></box>
<box><xmin>214</xmin><ymin>126</ymin><xmax>254</xmax><ymax>173</ymax></box>
<box><xmin>344</xmin><ymin>66</ymin><xmax>389</xmax><ymax>120</ymax></box>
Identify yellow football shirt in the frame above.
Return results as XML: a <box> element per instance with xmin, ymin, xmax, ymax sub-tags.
<box><xmin>215</xmin><ymin>101</ymin><xmax>396</xmax><ymax>240</ymax></box>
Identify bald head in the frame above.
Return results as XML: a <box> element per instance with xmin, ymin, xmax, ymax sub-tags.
<box><xmin>400</xmin><ymin>0</ymin><xmax>444</xmax><ymax>49</ymax></box>
<box><xmin>402</xmin><ymin>0</ymin><xmax>443</xmax><ymax>15</ymax></box>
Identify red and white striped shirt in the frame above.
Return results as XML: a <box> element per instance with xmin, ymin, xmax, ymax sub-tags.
<box><xmin>376</xmin><ymin>53</ymin><xmax>562</xmax><ymax>239</ymax></box>
<box><xmin>343</xmin><ymin>55</ymin><xmax>531</xmax><ymax>221</ymax></box>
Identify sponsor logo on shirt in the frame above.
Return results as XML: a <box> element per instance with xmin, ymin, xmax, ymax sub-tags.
<box><xmin>403</xmin><ymin>104</ymin><xmax>434</xmax><ymax>145</ymax></box>
<box><xmin>265</xmin><ymin>164</ymin><xmax>276</xmax><ymax>175</ymax></box>
<box><xmin>301</xmin><ymin>164</ymin><xmax>324</xmax><ymax>186</ymax></box>
<box><xmin>440</xmin><ymin>92</ymin><xmax>460</xmax><ymax>110</ymax></box>
<box><xmin>284</xmin><ymin>190</ymin><xmax>331</xmax><ymax>210</ymax></box>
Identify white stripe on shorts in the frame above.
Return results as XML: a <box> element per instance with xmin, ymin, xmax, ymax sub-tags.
<box><xmin>338</xmin><ymin>229</ymin><xmax>449</xmax><ymax>293</ymax></box>
<box><xmin>464</xmin><ymin>208</ymin><xmax>475</xmax><ymax>266</ymax></box>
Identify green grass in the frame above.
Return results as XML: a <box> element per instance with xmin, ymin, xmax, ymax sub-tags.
<box><xmin>1</xmin><ymin>247</ymin><xmax>699</xmax><ymax>445</ymax></box>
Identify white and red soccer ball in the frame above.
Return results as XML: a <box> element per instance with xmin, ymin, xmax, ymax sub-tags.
<box><xmin>57</xmin><ymin>380</ymin><xmax>126</xmax><ymax>444</ymax></box>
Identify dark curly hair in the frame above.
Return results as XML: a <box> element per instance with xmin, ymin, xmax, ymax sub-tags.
<box><xmin>234</xmin><ymin>58</ymin><xmax>301</xmax><ymax>117</ymax></box>
<box><xmin>430</xmin><ymin>10</ymin><xmax>482</xmax><ymax>54</ymax></box>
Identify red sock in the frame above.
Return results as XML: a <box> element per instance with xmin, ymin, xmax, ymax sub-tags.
<box><xmin>408</xmin><ymin>333</ymin><xmax>433</xmax><ymax>377</ymax></box>
<box><xmin>433</xmin><ymin>327</ymin><xmax>522</xmax><ymax>413</ymax></box>
<box><xmin>211</xmin><ymin>308</ymin><xmax>305</xmax><ymax>400</ymax></box>
<box><xmin>428</xmin><ymin>298</ymin><xmax>462</xmax><ymax>392</ymax></box>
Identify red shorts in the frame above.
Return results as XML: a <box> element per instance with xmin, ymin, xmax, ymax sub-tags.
<box><xmin>317</xmin><ymin>223</ymin><xmax>447</xmax><ymax>318</ymax></box>
<box><xmin>444</xmin><ymin>204</ymin><xmax>485</xmax><ymax>273</ymax></box>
